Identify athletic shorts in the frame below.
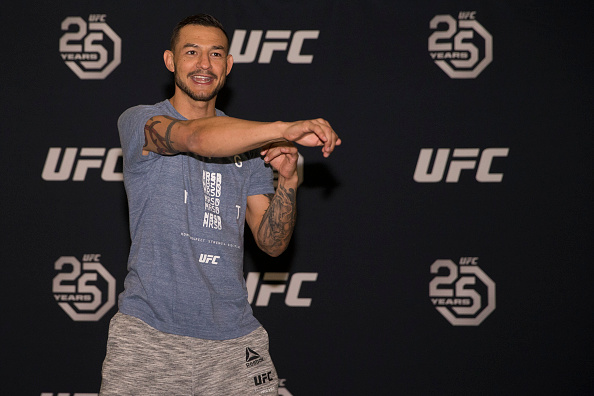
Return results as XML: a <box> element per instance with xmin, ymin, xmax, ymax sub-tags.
<box><xmin>99</xmin><ymin>312</ymin><xmax>278</xmax><ymax>396</ymax></box>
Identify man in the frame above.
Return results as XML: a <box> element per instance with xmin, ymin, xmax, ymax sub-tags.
<box><xmin>99</xmin><ymin>14</ymin><xmax>340</xmax><ymax>396</ymax></box>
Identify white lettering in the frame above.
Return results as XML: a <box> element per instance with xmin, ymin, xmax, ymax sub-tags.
<box><xmin>459</xmin><ymin>257</ymin><xmax>479</xmax><ymax>265</ymax></box>
<box><xmin>288</xmin><ymin>31</ymin><xmax>319</xmax><ymax>63</ymax></box>
<box><xmin>255</xmin><ymin>273</ymin><xmax>288</xmax><ymax>306</ymax></box>
<box><xmin>72</xmin><ymin>148</ymin><xmax>105</xmax><ymax>181</ymax></box>
<box><xmin>202</xmin><ymin>212</ymin><xmax>222</xmax><ymax>230</ymax></box>
<box><xmin>246</xmin><ymin>272</ymin><xmax>318</xmax><ymax>307</ymax></box>
<box><xmin>42</xmin><ymin>148</ymin><xmax>78</xmax><ymax>181</ymax></box>
<box><xmin>259</xmin><ymin>30</ymin><xmax>291</xmax><ymax>63</ymax></box>
<box><xmin>101</xmin><ymin>148</ymin><xmax>124</xmax><ymax>181</ymax></box>
<box><xmin>89</xmin><ymin>14</ymin><xmax>106</xmax><ymax>22</ymax></box>
<box><xmin>458</xmin><ymin>11</ymin><xmax>477</xmax><ymax>20</ymax></box>
<box><xmin>285</xmin><ymin>273</ymin><xmax>318</xmax><ymax>306</ymax></box>
<box><xmin>229</xmin><ymin>30</ymin><xmax>262</xmax><ymax>63</ymax></box>
<box><xmin>42</xmin><ymin>147</ymin><xmax>123</xmax><ymax>181</ymax></box>
<box><xmin>446</xmin><ymin>148</ymin><xmax>479</xmax><ymax>183</ymax></box>
<box><xmin>230</xmin><ymin>30</ymin><xmax>320</xmax><ymax>64</ymax></box>
<box><xmin>199</xmin><ymin>254</ymin><xmax>221</xmax><ymax>264</ymax></box>
<box><xmin>413</xmin><ymin>148</ymin><xmax>508</xmax><ymax>183</ymax></box>
<box><xmin>476</xmin><ymin>148</ymin><xmax>509</xmax><ymax>182</ymax></box>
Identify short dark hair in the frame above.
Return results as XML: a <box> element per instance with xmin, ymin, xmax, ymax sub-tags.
<box><xmin>170</xmin><ymin>14</ymin><xmax>229</xmax><ymax>52</ymax></box>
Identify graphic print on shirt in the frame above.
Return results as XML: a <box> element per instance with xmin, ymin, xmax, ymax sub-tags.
<box><xmin>202</xmin><ymin>170</ymin><xmax>223</xmax><ymax>230</ymax></box>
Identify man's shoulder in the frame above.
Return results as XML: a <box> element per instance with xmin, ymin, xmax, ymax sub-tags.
<box><xmin>120</xmin><ymin>100</ymin><xmax>170</xmax><ymax>119</ymax></box>
<box><xmin>117</xmin><ymin>101</ymin><xmax>177</xmax><ymax>137</ymax></box>
<box><xmin>118</xmin><ymin>101</ymin><xmax>227</xmax><ymax>132</ymax></box>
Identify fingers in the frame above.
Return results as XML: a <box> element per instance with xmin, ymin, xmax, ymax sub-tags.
<box><xmin>310</xmin><ymin>119</ymin><xmax>340</xmax><ymax>157</ymax></box>
<box><xmin>261</xmin><ymin>143</ymin><xmax>298</xmax><ymax>164</ymax></box>
<box><xmin>282</xmin><ymin>118</ymin><xmax>341</xmax><ymax>157</ymax></box>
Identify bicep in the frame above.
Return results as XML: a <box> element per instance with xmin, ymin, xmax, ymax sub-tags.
<box><xmin>143</xmin><ymin>115</ymin><xmax>190</xmax><ymax>155</ymax></box>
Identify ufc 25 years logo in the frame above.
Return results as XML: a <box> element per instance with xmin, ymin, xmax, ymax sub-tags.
<box><xmin>59</xmin><ymin>14</ymin><xmax>121</xmax><ymax>79</ymax></box>
<box><xmin>230</xmin><ymin>30</ymin><xmax>319</xmax><ymax>63</ymax></box>
<box><xmin>429</xmin><ymin>11</ymin><xmax>493</xmax><ymax>78</ymax></box>
<box><xmin>429</xmin><ymin>257</ymin><xmax>496</xmax><ymax>326</ymax></box>
<box><xmin>52</xmin><ymin>254</ymin><xmax>116</xmax><ymax>321</ymax></box>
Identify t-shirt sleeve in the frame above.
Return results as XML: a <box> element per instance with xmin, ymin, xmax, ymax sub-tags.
<box><xmin>118</xmin><ymin>105</ymin><xmax>163</xmax><ymax>173</ymax></box>
<box><xmin>247</xmin><ymin>150</ymin><xmax>275</xmax><ymax>196</ymax></box>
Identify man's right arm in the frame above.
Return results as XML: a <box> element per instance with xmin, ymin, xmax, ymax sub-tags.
<box><xmin>142</xmin><ymin>115</ymin><xmax>341</xmax><ymax>157</ymax></box>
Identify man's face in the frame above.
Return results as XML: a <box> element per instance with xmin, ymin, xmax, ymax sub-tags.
<box><xmin>167</xmin><ymin>25</ymin><xmax>233</xmax><ymax>102</ymax></box>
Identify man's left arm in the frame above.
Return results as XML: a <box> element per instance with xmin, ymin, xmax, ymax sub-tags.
<box><xmin>246</xmin><ymin>143</ymin><xmax>299</xmax><ymax>257</ymax></box>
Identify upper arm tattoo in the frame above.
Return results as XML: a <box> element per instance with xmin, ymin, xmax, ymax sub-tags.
<box><xmin>144</xmin><ymin>115</ymin><xmax>181</xmax><ymax>155</ymax></box>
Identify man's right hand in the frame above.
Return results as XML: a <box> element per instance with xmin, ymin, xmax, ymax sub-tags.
<box><xmin>282</xmin><ymin>118</ymin><xmax>341</xmax><ymax>158</ymax></box>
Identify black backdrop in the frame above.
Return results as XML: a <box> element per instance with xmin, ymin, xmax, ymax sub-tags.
<box><xmin>2</xmin><ymin>1</ymin><xmax>592</xmax><ymax>395</ymax></box>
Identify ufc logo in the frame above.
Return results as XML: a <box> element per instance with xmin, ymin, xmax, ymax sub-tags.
<box><xmin>413</xmin><ymin>148</ymin><xmax>509</xmax><ymax>183</ymax></box>
<box><xmin>88</xmin><ymin>14</ymin><xmax>106</xmax><ymax>22</ymax></box>
<box><xmin>230</xmin><ymin>30</ymin><xmax>319</xmax><ymax>64</ymax></box>
<box><xmin>42</xmin><ymin>147</ymin><xmax>123</xmax><ymax>181</ymax></box>
<box><xmin>199</xmin><ymin>254</ymin><xmax>220</xmax><ymax>264</ymax></box>
<box><xmin>246</xmin><ymin>272</ymin><xmax>317</xmax><ymax>307</ymax></box>
<box><xmin>253</xmin><ymin>371</ymin><xmax>274</xmax><ymax>386</ymax></box>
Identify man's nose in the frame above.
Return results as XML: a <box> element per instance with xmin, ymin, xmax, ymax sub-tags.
<box><xmin>198</xmin><ymin>53</ymin><xmax>211</xmax><ymax>70</ymax></box>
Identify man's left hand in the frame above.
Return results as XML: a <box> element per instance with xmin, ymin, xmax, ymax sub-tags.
<box><xmin>261</xmin><ymin>142</ymin><xmax>299</xmax><ymax>181</ymax></box>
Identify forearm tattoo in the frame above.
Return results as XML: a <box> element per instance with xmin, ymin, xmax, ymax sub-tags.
<box><xmin>144</xmin><ymin>116</ymin><xmax>181</xmax><ymax>154</ymax></box>
<box><xmin>258</xmin><ymin>185</ymin><xmax>297</xmax><ymax>254</ymax></box>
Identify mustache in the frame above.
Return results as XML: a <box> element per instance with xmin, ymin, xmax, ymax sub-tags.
<box><xmin>188</xmin><ymin>70</ymin><xmax>216</xmax><ymax>78</ymax></box>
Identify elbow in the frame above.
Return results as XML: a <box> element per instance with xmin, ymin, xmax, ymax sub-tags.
<box><xmin>257</xmin><ymin>241</ymin><xmax>288</xmax><ymax>258</ymax></box>
<box><xmin>186</xmin><ymin>132</ymin><xmax>214</xmax><ymax>157</ymax></box>
<box><xmin>254</xmin><ymin>220</ymin><xmax>294</xmax><ymax>257</ymax></box>
<box><xmin>265</xmin><ymin>248</ymin><xmax>285</xmax><ymax>258</ymax></box>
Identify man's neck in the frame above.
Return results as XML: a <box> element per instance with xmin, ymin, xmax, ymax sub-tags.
<box><xmin>169</xmin><ymin>93</ymin><xmax>217</xmax><ymax>120</ymax></box>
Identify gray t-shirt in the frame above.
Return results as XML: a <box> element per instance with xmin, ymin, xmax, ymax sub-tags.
<box><xmin>117</xmin><ymin>100</ymin><xmax>274</xmax><ymax>340</ymax></box>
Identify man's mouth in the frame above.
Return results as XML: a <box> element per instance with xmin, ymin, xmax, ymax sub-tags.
<box><xmin>190</xmin><ymin>74</ymin><xmax>215</xmax><ymax>84</ymax></box>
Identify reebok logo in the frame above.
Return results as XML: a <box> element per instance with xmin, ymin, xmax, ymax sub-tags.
<box><xmin>246</xmin><ymin>347</ymin><xmax>264</xmax><ymax>368</ymax></box>
<box><xmin>246</xmin><ymin>347</ymin><xmax>261</xmax><ymax>362</ymax></box>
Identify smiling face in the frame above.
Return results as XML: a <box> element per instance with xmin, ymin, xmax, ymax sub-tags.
<box><xmin>164</xmin><ymin>24</ymin><xmax>233</xmax><ymax>103</ymax></box>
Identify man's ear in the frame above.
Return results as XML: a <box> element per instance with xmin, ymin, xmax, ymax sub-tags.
<box><xmin>164</xmin><ymin>50</ymin><xmax>175</xmax><ymax>72</ymax></box>
<box><xmin>226</xmin><ymin>54</ymin><xmax>233</xmax><ymax>76</ymax></box>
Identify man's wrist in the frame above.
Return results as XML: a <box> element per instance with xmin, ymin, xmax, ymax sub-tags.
<box><xmin>271</xmin><ymin>121</ymin><xmax>290</xmax><ymax>142</ymax></box>
<box><xmin>277</xmin><ymin>172</ymin><xmax>299</xmax><ymax>189</ymax></box>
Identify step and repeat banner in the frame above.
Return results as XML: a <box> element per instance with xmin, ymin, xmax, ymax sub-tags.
<box><xmin>2</xmin><ymin>1</ymin><xmax>592</xmax><ymax>395</ymax></box>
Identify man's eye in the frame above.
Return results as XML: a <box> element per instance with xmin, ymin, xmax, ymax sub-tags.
<box><xmin>187</xmin><ymin>50</ymin><xmax>196</xmax><ymax>55</ymax></box>
<box><xmin>212</xmin><ymin>52</ymin><xmax>222</xmax><ymax>57</ymax></box>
